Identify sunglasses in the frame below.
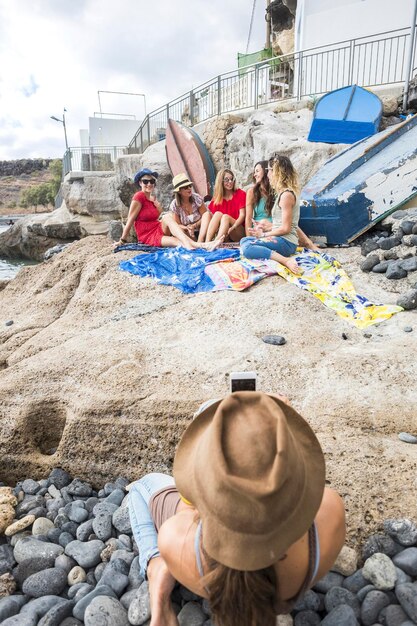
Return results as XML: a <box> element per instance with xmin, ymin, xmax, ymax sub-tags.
<box><xmin>141</xmin><ymin>179</ymin><xmax>156</xmax><ymax>185</ymax></box>
<box><xmin>179</xmin><ymin>184</ymin><xmax>192</xmax><ymax>190</ymax></box>
<box><xmin>223</xmin><ymin>177</ymin><xmax>234</xmax><ymax>183</ymax></box>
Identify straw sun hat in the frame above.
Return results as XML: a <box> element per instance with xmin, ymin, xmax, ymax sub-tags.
<box><xmin>172</xmin><ymin>173</ymin><xmax>193</xmax><ymax>191</ymax></box>
<box><xmin>173</xmin><ymin>391</ymin><xmax>325</xmax><ymax>571</ymax></box>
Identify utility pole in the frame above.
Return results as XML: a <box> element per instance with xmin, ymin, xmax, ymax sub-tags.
<box><xmin>403</xmin><ymin>0</ymin><xmax>417</xmax><ymax>111</ymax></box>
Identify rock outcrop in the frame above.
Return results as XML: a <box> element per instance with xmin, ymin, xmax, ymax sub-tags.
<box><xmin>0</xmin><ymin>236</ymin><xmax>416</xmax><ymax>546</ymax></box>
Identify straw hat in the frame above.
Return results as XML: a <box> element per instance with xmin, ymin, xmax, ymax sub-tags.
<box><xmin>172</xmin><ymin>173</ymin><xmax>193</xmax><ymax>191</ymax></box>
<box><xmin>173</xmin><ymin>391</ymin><xmax>325</xmax><ymax>571</ymax></box>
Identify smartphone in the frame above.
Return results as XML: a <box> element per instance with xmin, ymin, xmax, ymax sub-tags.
<box><xmin>230</xmin><ymin>371</ymin><xmax>257</xmax><ymax>393</ymax></box>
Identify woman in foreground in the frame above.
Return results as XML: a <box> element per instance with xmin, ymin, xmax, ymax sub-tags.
<box><xmin>205</xmin><ymin>169</ymin><xmax>246</xmax><ymax>242</ymax></box>
<box><xmin>168</xmin><ymin>173</ymin><xmax>212</xmax><ymax>242</ymax></box>
<box><xmin>241</xmin><ymin>154</ymin><xmax>314</xmax><ymax>274</ymax></box>
<box><xmin>115</xmin><ymin>168</ymin><xmax>220</xmax><ymax>250</ymax></box>
<box><xmin>129</xmin><ymin>391</ymin><xmax>346</xmax><ymax>626</ymax></box>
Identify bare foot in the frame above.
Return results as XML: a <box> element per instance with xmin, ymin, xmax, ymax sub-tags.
<box><xmin>197</xmin><ymin>236</ymin><xmax>224</xmax><ymax>251</ymax></box>
<box><xmin>284</xmin><ymin>258</ymin><xmax>302</xmax><ymax>274</ymax></box>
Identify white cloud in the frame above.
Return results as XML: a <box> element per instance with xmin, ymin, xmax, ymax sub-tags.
<box><xmin>0</xmin><ymin>0</ymin><xmax>267</xmax><ymax>159</ymax></box>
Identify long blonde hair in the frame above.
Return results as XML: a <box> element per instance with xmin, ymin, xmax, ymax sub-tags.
<box><xmin>212</xmin><ymin>168</ymin><xmax>236</xmax><ymax>205</ymax></box>
<box><xmin>202</xmin><ymin>547</ymin><xmax>277</xmax><ymax>626</ymax></box>
<box><xmin>268</xmin><ymin>154</ymin><xmax>300</xmax><ymax>196</ymax></box>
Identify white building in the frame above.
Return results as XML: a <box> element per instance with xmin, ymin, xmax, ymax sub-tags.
<box><xmin>80</xmin><ymin>117</ymin><xmax>142</xmax><ymax>147</ymax></box>
<box><xmin>295</xmin><ymin>0</ymin><xmax>416</xmax><ymax>51</ymax></box>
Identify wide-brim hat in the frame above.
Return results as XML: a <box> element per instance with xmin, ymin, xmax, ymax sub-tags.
<box><xmin>133</xmin><ymin>168</ymin><xmax>159</xmax><ymax>186</ymax></box>
<box><xmin>173</xmin><ymin>391</ymin><xmax>325</xmax><ymax>571</ymax></box>
<box><xmin>172</xmin><ymin>172</ymin><xmax>193</xmax><ymax>191</ymax></box>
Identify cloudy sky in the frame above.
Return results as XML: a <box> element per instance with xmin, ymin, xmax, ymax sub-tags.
<box><xmin>0</xmin><ymin>0</ymin><xmax>267</xmax><ymax>160</ymax></box>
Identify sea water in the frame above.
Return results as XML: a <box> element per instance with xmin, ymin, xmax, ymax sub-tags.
<box><xmin>0</xmin><ymin>221</ymin><xmax>38</xmax><ymax>280</ymax></box>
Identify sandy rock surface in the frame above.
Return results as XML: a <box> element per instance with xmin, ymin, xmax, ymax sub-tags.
<box><xmin>0</xmin><ymin>236</ymin><xmax>416</xmax><ymax>548</ymax></box>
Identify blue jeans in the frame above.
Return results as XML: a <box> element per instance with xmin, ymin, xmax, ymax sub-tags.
<box><xmin>128</xmin><ymin>401</ymin><xmax>218</xmax><ymax>578</ymax></box>
<box><xmin>129</xmin><ymin>473</ymin><xmax>175</xmax><ymax>578</ymax></box>
<box><xmin>240</xmin><ymin>235</ymin><xmax>297</xmax><ymax>260</ymax></box>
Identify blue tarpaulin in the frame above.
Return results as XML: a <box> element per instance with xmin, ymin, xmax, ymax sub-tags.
<box><xmin>119</xmin><ymin>247</ymin><xmax>240</xmax><ymax>294</ymax></box>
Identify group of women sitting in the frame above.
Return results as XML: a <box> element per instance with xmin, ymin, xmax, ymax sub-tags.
<box><xmin>116</xmin><ymin>153</ymin><xmax>319</xmax><ymax>274</ymax></box>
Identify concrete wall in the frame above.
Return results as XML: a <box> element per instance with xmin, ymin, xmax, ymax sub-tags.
<box><xmin>295</xmin><ymin>0</ymin><xmax>415</xmax><ymax>51</ymax></box>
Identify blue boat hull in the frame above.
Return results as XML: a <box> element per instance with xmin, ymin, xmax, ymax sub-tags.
<box><xmin>300</xmin><ymin>114</ymin><xmax>417</xmax><ymax>245</ymax></box>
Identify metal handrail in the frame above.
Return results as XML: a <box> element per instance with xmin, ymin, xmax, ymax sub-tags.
<box><xmin>128</xmin><ymin>27</ymin><xmax>417</xmax><ymax>154</ymax></box>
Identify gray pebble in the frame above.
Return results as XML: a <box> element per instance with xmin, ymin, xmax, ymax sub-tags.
<box><xmin>324</xmin><ymin>586</ymin><xmax>360</xmax><ymax>617</ymax></box>
<box><xmin>48</xmin><ymin>468</ymin><xmax>71</xmax><ymax>490</ymax></box>
<box><xmin>177</xmin><ymin>601</ymin><xmax>206</xmax><ymax>626</ymax></box>
<box><xmin>0</xmin><ymin>615</ymin><xmax>34</xmax><ymax>626</ymax></box>
<box><xmin>262</xmin><ymin>334</ymin><xmax>286</xmax><ymax>345</ymax></box>
<box><xmin>362</xmin><ymin>553</ymin><xmax>397</xmax><ymax>590</ymax></box>
<box><xmin>22</xmin><ymin>479</ymin><xmax>40</xmax><ymax>495</ymax></box>
<box><xmin>128</xmin><ymin>556</ymin><xmax>144</xmax><ymax>590</ymax></box>
<box><xmin>395</xmin><ymin>565</ymin><xmax>412</xmax><ymax>584</ymax></box>
<box><xmin>13</xmin><ymin>556</ymin><xmax>56</xmax><ymax>586</ymax></box>
<box><xmin>0</xmin><ymin>544</ymin><xmax>16</xmax><ymax>575</ymax></box>
<box><xmin>16</xmin><ymin>495</ymin><xmax>45</xmax><ymax>516</ymax></box>
<box><xmin>112</xmin><ymin>508</ymin><xmax>132</xmax><ymax>535</ymax></box>
<box><xmin>67</xmin><ymin>479</ymin><xmax>93</xmax><ymax>497</ymax></box>
<box><xmin>379</xmin><ymin>236</ymin><xmax>402</xmax><ymax>250</ymax></box>
<box><xmin>343</xmin><ymin>568</ymin><xmax>368</xmax><ymax>593</ymax></box>
<box><xmin>360</xmin><ymin>589</ymin><xmax>390</xmax><ymax>626</ymax></box>
<box><xmin>361</xmin><ymin>534</ymin><xmax>403</xmax><ymax>561</ymax></box>
<box><xmin>128</xmin><ymin>581</ymin><xmax>151</xmax><ymax>625</ymax></box>
<box><xmin>372</xmin><ymin>261</ymin><xmax>390</xmax><ymax>273</ymax></box>
<box><xmin>47</xmin><ymin>528</ymin><xmax>62</xmax><ymax>544</ymax></box>
<box><xmin>95</xmin><ymin>561</ymin><xmax>106</xmax><ymax>583</ymax></box>
<box><xmin>93</xmin><ymin>502</ymin><xmax>119</xmax><ymax>517</ymax></box>
<box><xmin>0</xmin><ymin>594</ymin><xmax>28</xmax><ymax>622</ymax></box>
<box><xmin>61</xmin><ymin>521</ymin><xmax>79</xmax><ymax>537</ymax></box>
<box><xmin>403</xmin><ymin>326</ymin><xmax>413</xmax><ymax>332</ymax></box>
<box><xmin>396</xmin><ymin>289</ymin><xmax>417</xmax><ymax>310</ymax></box>
<box><xmin>55</xmin><ymin>553</ymin><xmax>77</xmax><ymax>574</ymax></box>
<box><xmin>398</xmin><ymin>432</ymin><xmax>417</xmax><ymax>444</ymax></box>
<box><xmin>120</xmin><ymin>588</ymin><xmax>138</xmax><ymax>610</ymax></box>
<box><xmin>321</xmin><ymin>604</ymin><xmax>359</xmax><ymax>625</ymax></box>
<box><xmin>76</xmin><ymin>519</ymin><xmax>94</xmax><ymax>541</ymax></box>
<box><xmin>92</xmin><ymin>512</ymin><xmax>113</xmax><ymax>541</ymax></box>
<box><xmin>65</xmin><ymin>539</ymin><xmax>105</xmax><ymax>568</ymax></box>
<box><xmin>65</xmin><ymin>503</ymin><xmax>88</xmax><ymax>524</ymax></box>
<box><xmin>313</xmin><ymin>571</ymin><xmax>345</xmax><ymax>593</ymax></box>
<box><xmin>13</xmin><ymin>538</ymin><xmax>63</xmax><ymax>564</ymax></box>
<box><xmin>22</xmin><ymin>567</ymin><xmax>67</xmax><ymax>597</ymax></box>
<box><xmin>73</xmin><ymin>584</ymin><xmax>118</xmax><ymax>621</ymax></box>
<box><xmin>400</xmin><ymin>257</ymin><xmax>417</xmax><ymax>272</ymax></box>
<box><xmin>392</xmin><ymin>547</ymin><xmax>417</xmax><ymax>575</ymax></box>
<box><xmin>360</xmin><ymin>254</ymin><xmax>380</xmax><ymax>272</ymax></box>
<box><xmin>59</xmin><ymin>532</ymin><xmax>75</xmax><ymax>548</ymax></box>
<box><xmin>105</xmin><ymin>489</ymin><xmax>126</xmax><ymax>507</ymax></box>
<box><xmin>356</xmin><ymin>584</ymin><xmax>375</xmax><ymax>603</ymax></box>
<box><xmin>20</xmin><ymin>595</ymin><xmax>67</xmax><ymax>620</ymax></box>
<box><xmin>84</xmin><ymin>595</ymin><xmax>129</xmax><ymax>625</ymax></box>
<box><xmin>100</xmin><ymin>562</ymin><xmax>129</xmax><ymax>596</ymax></box>
<box><xmin>378</xmin><ymin>603</ymin><xmax>409</xmax><ymax>626</ymax></box>
<box><xmin>294</xmin><ymin>610</ymin><xmax>321</xmax><ymax>625</ymax></box>
<box><xmin>68</xmin><ymin>582</ymin><xmax>92</xmax><ymax>599</ymax></box>
<box><xmin>110</xmin><ymin>550</ymin><xmax>135</xmax><ymax>568</ymax></box>
<box><xmin>396</xmin><ymin>583</ymin><xmax>417</xmax><ymax>622</ymax></box>
<box><xmin>37</xmin><ymin>599</ymin><xmax>75</xmax><ymax>626</ymax></box>
<box><xmin>294</xmin><ymin>589</ymin><xmax>321</xmax><ymax>612</ymax></box>
<box><xmin>384</xmin><ymin>519</ymin><xmax>417</xmax><ymax>546</ymax></box>
<box><xmin>5</xmin><ymin>320</ymin><xmax>14</xmax><ymax>326</ymax></box>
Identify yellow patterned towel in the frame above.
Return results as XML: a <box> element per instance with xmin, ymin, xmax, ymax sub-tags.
<box><xmin>205</xmin><ymin>249</ymin><xmax>403</xmax><ymax>329</ymax></box>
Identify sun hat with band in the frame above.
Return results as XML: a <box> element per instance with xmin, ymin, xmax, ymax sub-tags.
<box><xmin>133</xmin><ymin>168</ymin><xmax>159</xmax><ymax>186</ymax></box>
<box><xmin>172</xmin><ymin>172</ymin><xmax>193</xmax><ymax>191</ymax></box>
<box><xmin>173</xmin><ymin>391</ymin><xmax>325</xmax><ymax>572</ymax></box>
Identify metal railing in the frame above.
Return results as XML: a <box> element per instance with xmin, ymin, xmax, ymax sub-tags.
<box><xmin>62</xmin><ymin>146</ymin><xmax>128</xmax><ymax>176</ymax></box>
<box><xmin>129</xmin><ymin>27</ymin><xmax>417</xmax><ymax>154</ymax></box>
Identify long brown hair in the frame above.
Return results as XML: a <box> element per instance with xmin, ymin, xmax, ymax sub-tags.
<box><xmin>268</xmin><ymin>154</ymin><xmax>300</xmax><ymax>196</ymax></box>
<box><xmin>202</xmin><ymin>547</ymin><xmax>277</xmax><ymax>626</ymax></box>
<box><xmin>252</xmin><ymin>160</ymin><xmax>274</xmax><ymax>217</ymax></box>
<box><xmin>213</xmin><ymin>168</ymin><xmax>236</xmax><ymax>205</ymax></box>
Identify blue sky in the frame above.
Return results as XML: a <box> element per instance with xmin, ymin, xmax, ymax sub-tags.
<box><xmin>0</xmin><ymin>0</ymin><xmax>267</xmax><ymax>160</ymax></box>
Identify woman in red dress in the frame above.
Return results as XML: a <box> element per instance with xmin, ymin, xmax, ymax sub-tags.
<box><xmin>116</xmin><ymin>169</ymin><xmax>220</xmax><ymax>250</ymax></box>
<box><xmin>205</xmin><ymin>168</ymin><xmax>246</xmax><ymax>242</ymax></box>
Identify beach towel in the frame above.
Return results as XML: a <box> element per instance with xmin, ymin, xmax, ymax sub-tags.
<box><xmin>119</xmin><ymin>247</ymin><xmax>402</xmax><ymax>328</ymax></box>
<box><xmin>206</xmin><ymin>248</ymin><xmax>403</xmax><ymax>328</ymax></box>
<box><xmin>119</xmin><ymin>247</ymin><xmax>239</xmax><ymax>294</ymax></box>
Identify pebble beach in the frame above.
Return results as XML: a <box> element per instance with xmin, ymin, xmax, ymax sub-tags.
<box><xmin>1</xmin><ymin>469</ymin><xmax>417</xmax><ymax>625</ymax></box>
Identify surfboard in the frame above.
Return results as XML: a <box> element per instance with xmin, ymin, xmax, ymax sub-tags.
<box><xmin>165</xmin><ymin>119</ymin><xmax>216</xmax><ymax>197</ymax></box>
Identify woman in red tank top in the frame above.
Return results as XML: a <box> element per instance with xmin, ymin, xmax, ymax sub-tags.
<box><xmin>116</xmin><ymin>169</ymin><xmax>222</xmax><ymax>250</ymax></box>
<box><xmin>205</xmin><ymin>169</ymin><xmax>247</xmax><ymax>242</ymax></box>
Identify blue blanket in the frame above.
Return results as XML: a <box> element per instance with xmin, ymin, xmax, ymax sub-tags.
<box><xmin>119</xmin><ymin>247</ymin><xmax>239</xmax><ymax>294</ymax></box>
